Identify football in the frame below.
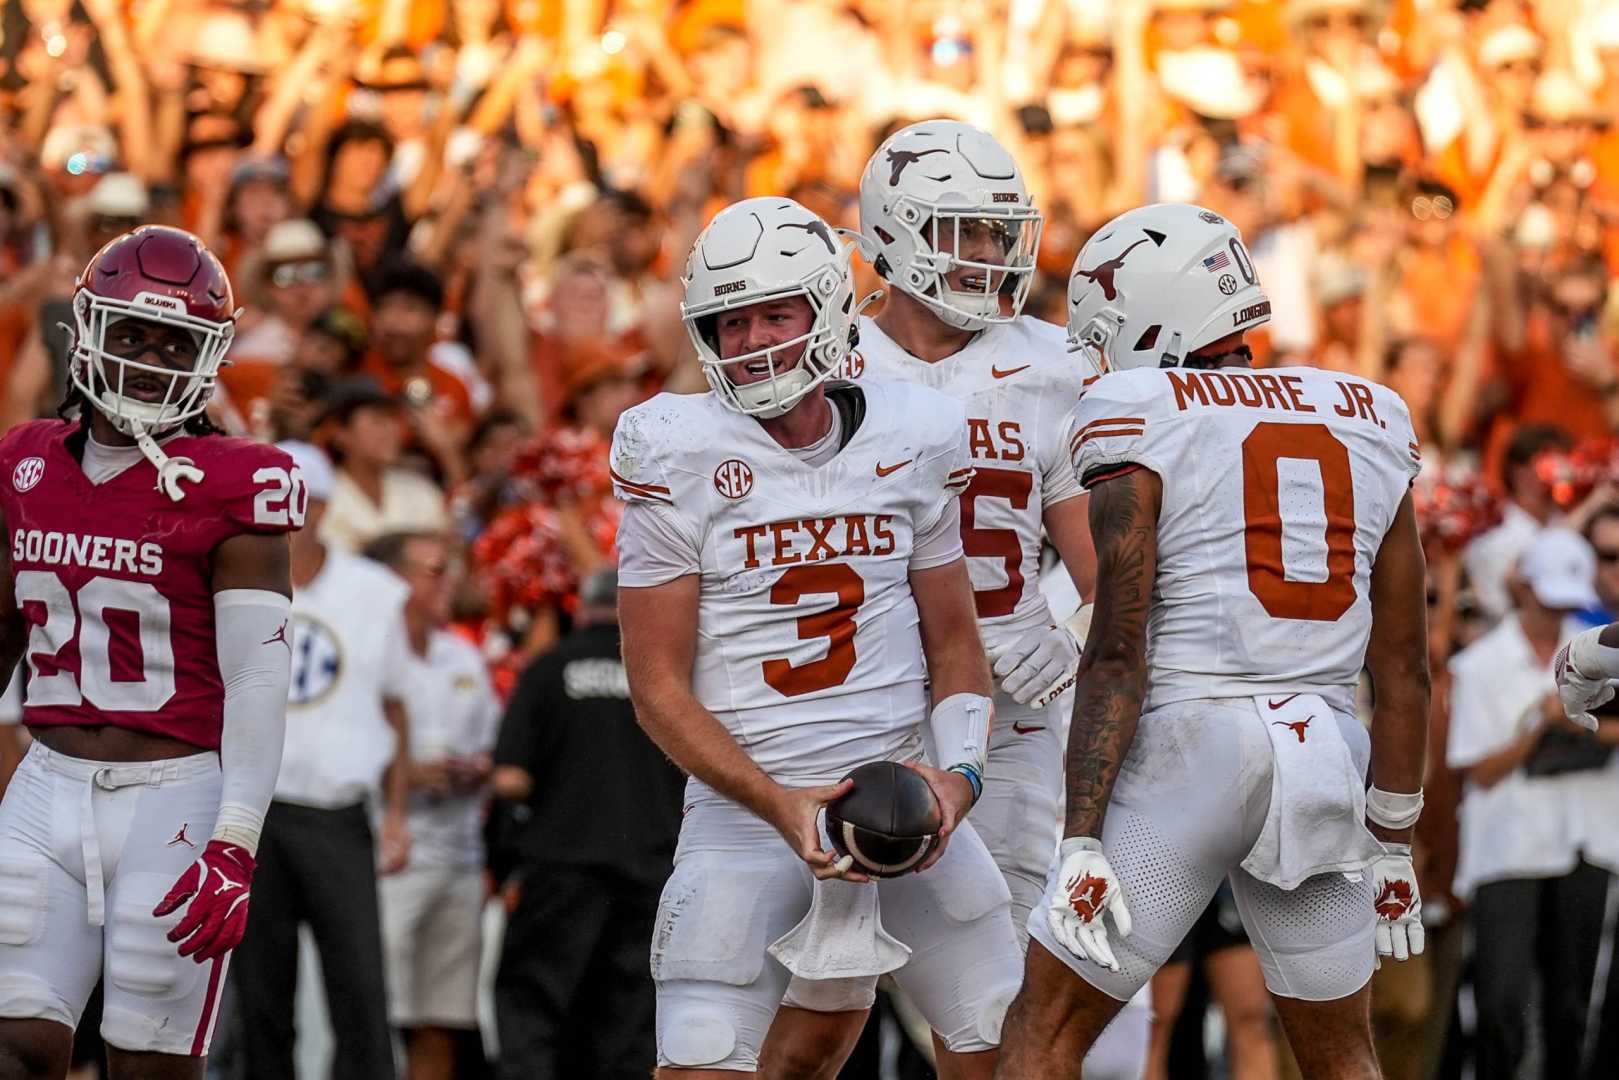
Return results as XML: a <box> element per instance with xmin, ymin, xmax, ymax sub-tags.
<box><xmin>826</xmin><ymin>761</ymin><xmax>942</xmax><ymax>877</ymax></box>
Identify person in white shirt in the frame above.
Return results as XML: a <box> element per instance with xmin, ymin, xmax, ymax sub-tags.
<box><xmin>231</xmin><ymin>441</ymin><xmax>414</xmax><ymax>1080</ymax></box>
<box><xmin>318</xmin><ymin>378</ymin><xmax>449</xmax><ymax>553</ymax></box>
<box><xmin>365</xmin><ymin>530</ymin><xmax>500</xmax><ymax>1080</ymax></box>
<box><xmin>1462</xmin><ymin>425</ymin><xmax>1570</xmax><ymax>622</ymax></box>
<box><xmin>1452</xmin><ymin>528</ymin><xmax>1618</xmax><ymax>1080</ymax></box>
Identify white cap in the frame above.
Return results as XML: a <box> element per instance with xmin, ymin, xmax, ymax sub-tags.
<box><xmin>275</xmin><ymin>440</ymin><xmax>335</xmax><ymax>502</ymax></box>
<box><xmin>86</xmin><ymin>172</ymin><xmax>150</xmax><ymax>218</ymax></box>
<box><xmin>1517</xmin><ymin>529</ymin><xmax>1599</xmax><ymax>610</ymax></box>
<box><xmin>1157</xmin><ymin>48</ymin><xmax>1266</xmax><ymax>119</ymax></box>
<box><xmin>262</xmin><ymin>219</ymin><xmax>327</xmax><ymax>264</ymax></box>
<box><xmin>1478</xmin><ymin>24</ymin><xmax>1543</xmax><ymax>69</ymax></box>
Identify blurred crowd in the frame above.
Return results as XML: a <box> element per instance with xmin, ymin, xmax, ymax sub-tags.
<box><xmin>3</xmin><ymin>0</ymin><xmax>1619</xmax><ymax>1077</ymax></box>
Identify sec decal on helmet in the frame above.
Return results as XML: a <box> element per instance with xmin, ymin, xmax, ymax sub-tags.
<box><xmin>69</xmin><ymin>224</ymin><xmax>237</xmax><ymax>440</ymax></box>
<box><xmin>826</xmin><ymin>761</ymin><xmax>942</xmax><ymax>878</ymax></box>
<box><xmin>1066</xmin><ymin>203</ymin><xmax>1270</xmax><ymax>374</ymax></box>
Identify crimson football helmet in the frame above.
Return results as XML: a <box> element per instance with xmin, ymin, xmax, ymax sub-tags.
<box><xmin>70</xmin><ymin>225</ymin><xmax>237</xmax><ymax>440</ymax></box>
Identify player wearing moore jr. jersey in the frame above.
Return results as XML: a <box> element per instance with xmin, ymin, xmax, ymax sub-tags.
<box><xmin>615</xmin><ymin>197</ymin><xmax>1021</xmax><ymax>1080</ymax></box>
<box><xmin>999</xmin><ymin>204</ymin><xmax>1431</xmax><ymax>1080</ymax></box>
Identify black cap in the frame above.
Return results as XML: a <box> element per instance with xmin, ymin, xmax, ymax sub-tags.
<box><xmin>321</xmin><ymin>376</ymin><xmax>399</xmax><ymax>425</ymax></box>
<box><xmin>374</xmin><ymin>259</ymin><xmax>445</xmax><ymax>311</ymax></box>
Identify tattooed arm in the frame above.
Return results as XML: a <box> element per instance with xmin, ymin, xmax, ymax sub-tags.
<box><xmin>1063</xmin><ymin>465</ymin><xmax>1162</xmax><ymax>840</ymax></box>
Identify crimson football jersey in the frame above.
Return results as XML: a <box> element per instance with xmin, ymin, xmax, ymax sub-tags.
<box><xmin>0</xmin><ymin>420</ymin><xmax>304</xmax><ymax>749</ymax></box>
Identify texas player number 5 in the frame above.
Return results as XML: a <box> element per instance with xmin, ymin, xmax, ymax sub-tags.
<box><xmin>253</xmin><ymin>466</ymin><xmax>309</xmax><ymax>528</ymax></box>
<box><xmin>961</xmin><ymin>467</ymin><xmax>1034</xmax><ymax>618</ymax></box>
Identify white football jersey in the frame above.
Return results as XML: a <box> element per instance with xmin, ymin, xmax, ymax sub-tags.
<box><xmin>1069</xmin><ymin>364</ymin><xmax>1421</xmax><ymax>715</ymax></box>
<box><xmin>854</xmin><ymin>316</ymin><xmax>1086</xmax><ymax>655</ymax></box>
<box><xmin>611</xmin><ymin>381</ymin><xmax>973</xmax><ymax>788</ymax></box>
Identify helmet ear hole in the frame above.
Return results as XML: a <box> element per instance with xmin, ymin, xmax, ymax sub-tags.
<box><xmin>1133</xmin><ymin>325</ymin><xmax>1161</xmax><ymax>352</ymax></box>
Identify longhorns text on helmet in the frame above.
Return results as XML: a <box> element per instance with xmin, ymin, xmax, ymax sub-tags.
<box><xmin>1065</xmin><ymin>203</ymin><xmax>1272</xmax><ymax>376</ymax></box>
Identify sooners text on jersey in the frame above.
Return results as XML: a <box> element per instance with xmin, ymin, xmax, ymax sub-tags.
<box><xmin>1</xmin><ymin>421</ymin><xmax>303</xmax><ymax>749</ymax></box>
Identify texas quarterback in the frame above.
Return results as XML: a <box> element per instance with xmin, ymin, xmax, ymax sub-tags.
<box><xmin>0</xmin><ymin>226</ymin><xmax>300</xmax><ymax>1078</ymax></box>
<box><xmin>614</xmin><ymin>196</ymin><xmax>1022</xmax><ymax>1079</ymax></box>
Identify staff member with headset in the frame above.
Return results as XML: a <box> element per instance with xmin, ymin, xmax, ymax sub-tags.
<box><xmin>231</xmin><ymin>440</ymin><xmax>414</xmax><ymax>1080</ymax></box>
<box><xmin>489</xmin><ymin>567</ymin><xmax>685</xmax><ymax>1080</ymax></box>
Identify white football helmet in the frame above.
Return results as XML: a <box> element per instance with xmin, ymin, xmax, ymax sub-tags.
<box><xmin>681</xmin><ymin>197</ymin><xmax>857</xmax><ymax>418</ymax></box>
<box><xmin>859</xmin><ymin>120</ymin><xmax>1042</xmax><ymax>330</ymax></box>
<box><xmin>1066</xmin><ymin>203</ymin><xmax>1270</xmax><ymax>374</ymax></box>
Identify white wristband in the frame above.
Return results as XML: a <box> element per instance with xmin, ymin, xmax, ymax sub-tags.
<box><xmin>928</xmin><ymin>692</ymin><xmax>992</xmax><ymax>778</ymax></box>
<box><xmin>1366</xmin><ymin>785</ymin><xmax>1424</xmax><ymax>831</ymax></box>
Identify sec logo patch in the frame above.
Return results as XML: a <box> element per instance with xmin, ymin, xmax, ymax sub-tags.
<box><xmin>12</xmin><ymin>457</ymin><xmax>44</xmax><ymax>493</ymax></box>
<box><xmin>714</xmin><ymin>459</ymin><xmax>754</xmax><ymax>500</ymax></box>
<box><xmin>839</xmin><ymin>350</ymin><xmax>866</xmax><ymax>379</ymax></box>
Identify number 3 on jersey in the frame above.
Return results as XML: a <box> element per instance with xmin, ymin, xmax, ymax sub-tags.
<box><xmin>762</xmin><ymin>564</ymin><xmax>864</xmax><ymax>696</ymax></box>
<box><xmin>1242</xmin><ymin>422</ymin><xmax>1356</xmax><ymax>622</ymax></box>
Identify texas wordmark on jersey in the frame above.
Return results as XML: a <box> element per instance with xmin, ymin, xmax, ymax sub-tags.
<box><xmin>611</xmin><ymin>381</ymin><xmax>972</xmax><ymax>789</ymax></box>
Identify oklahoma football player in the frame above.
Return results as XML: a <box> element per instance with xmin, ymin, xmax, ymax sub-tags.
<box><xmin>995</xmin><ymin>204</ymin><xmax>1430</xmax><ymax>1079</ymax></box>
<box><xmin>0</xmin><ymin>225</ymin><xmax>301</xmax><ymax>1078</ymax></box>
<box><xmin>613</xmin><ymin>196</ymin><xmax>1021</xmax><ymax>1079</ymax></box>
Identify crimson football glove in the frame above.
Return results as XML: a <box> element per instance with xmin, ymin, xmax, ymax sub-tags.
<box><xmin>153</xmin><ymin>840</ymin><xmax>257</xmax><ymax>962</ymax></box>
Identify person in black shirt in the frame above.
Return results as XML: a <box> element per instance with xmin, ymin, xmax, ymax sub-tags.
<box><xmin>489</xmin><ymin>567</ymin><xmax>684</xmax><ymax>1080</ymax></box>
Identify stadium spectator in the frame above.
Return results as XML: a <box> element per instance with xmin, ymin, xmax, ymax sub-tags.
<box><xmin>233</xmin><ymin>441</ymin><xmax>411</xmax><ymax>1080</ymax></box>
<box><xmin>1446</xmin><ymin>529</ymin><xmax>1617</xmax><ymax>1080</ymax></box>
<box><xmin>488</xmin><ymin>567</ymin><xmax>684</xmax><ymax>1080</ymax></box>
<box><xmin>319</xmin><ymin>377</ymin><xmax>449</xmax><ymax>553</ymax></box>
<box><xmin>367</xmin><ymin>530</ymin><xmax>501</xmax><ymax>1080</ymax></box>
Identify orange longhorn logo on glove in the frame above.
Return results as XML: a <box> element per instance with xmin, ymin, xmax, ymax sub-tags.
<box><xmin>1374</xmin><ymin>878</ymin><xmax>1414</xmax><ymax>919</ymax></box>
<box><xmin>1066</xmin><ymin>873</ymin><xmax>1109</xmax><ymax>922</ymax></box>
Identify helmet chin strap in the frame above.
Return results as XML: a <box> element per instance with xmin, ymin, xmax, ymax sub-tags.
<box><xmin>126</xmin><ymin>415</ymin><xmax>204</xmax><ymax>502</ymax></box>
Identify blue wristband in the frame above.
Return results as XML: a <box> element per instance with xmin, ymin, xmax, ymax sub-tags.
<box><xmin>948</xmin><ymin>763</ymin><xmax>983</xmax><ymax>805</ymax></box>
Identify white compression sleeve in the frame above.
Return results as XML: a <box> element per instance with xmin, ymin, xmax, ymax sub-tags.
<box><xmin>212</xmin><ymin>589</ymin><xmax>294</xmax><ymax>855</ymax></box>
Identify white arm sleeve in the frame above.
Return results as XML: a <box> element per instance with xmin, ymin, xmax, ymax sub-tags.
<box><xmin>911</xmin><ymin>494</ymin><xmax>965</xmax><ymax>570</ymax></box>
<box><xmin>617</xmin><ymin>500</ymin><xmax>703</xmax><ymax>586</ymax></box>
<box><xmin>212</xmin><ymin>589</ymin><xmax>294</xmax><ymax>855</ymax></box>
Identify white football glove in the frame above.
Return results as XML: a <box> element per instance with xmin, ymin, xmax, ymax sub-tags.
<box><xmin>1046</xmin><ymin>837</ymin><xmax>1132</xmax><ymax>972</ymax></box>
<box><xmin>991</xmin><ymin>623</ymin><xmax>1080</xmax><ymax>708</ymax></box>
<box><xmin>1554</xmin><ymin>632</ymin><xmax>1612</xmax><ymax>732</ymax></box>
<box><xmin>1370</xmin><ymin>842</ymin><xmax>1424</xmax><ymax>962</ymax></box>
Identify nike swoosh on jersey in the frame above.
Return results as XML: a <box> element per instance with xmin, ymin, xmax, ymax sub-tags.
<box><xmin>991</xmin><ymin>364</ymin><xmax>1031</xmax><ymax>379</ymax></box>
<box><xmin>1012</xmin><ymin>722</ymin><xmax>1046</xmax><ymax>734</ymax></box>
<box><xmin>875</xmin><ymin>459</ymin><xmax>913</xmax><ymax>477</ymax></box>
<box><xmin>1267</xmin><ymin>694</ymin><xmax>1302</xmax><ymax>710</ymax></box>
